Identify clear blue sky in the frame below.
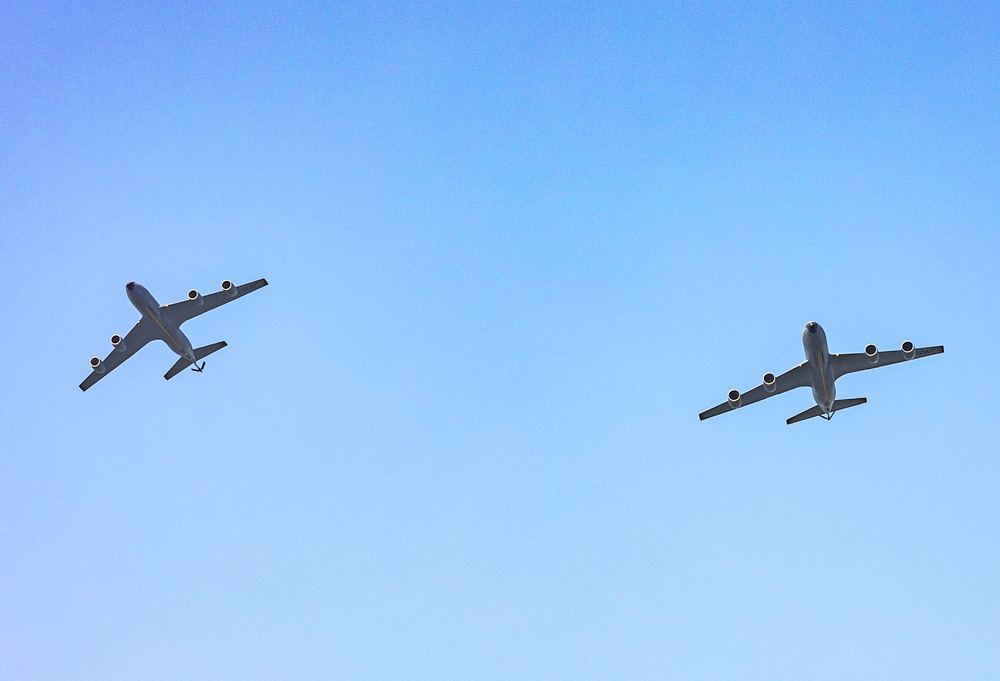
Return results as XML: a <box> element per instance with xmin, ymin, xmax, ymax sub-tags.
<box><xmin>2</xmin><ymin>1</ymin><xmax>998</xmax><ymax>678</ymax></box>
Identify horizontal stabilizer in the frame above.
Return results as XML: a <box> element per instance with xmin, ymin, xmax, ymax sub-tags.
<box><xmin>194</xmin><ymin>341</ymin><xmax>227</xmax><ymax>361</ymax></box>
<box><xmin>831</xmin><ymin>397</ymin><xmax>867</xmax><ymax>412</ymax></box>
<box><xmin>786</xmin><ymin>404</ymin><xmax>825</xmax><ymax>425</ymax></box>
<box><xmin>164</xmin><ymin>356</ymin><xmax>192</xmax><ymax>380</ymax></box>
<box><xmin>786</xmin><ymin>397</ymin><xmax>867</xmax><ymax>425</ymax></box>
<box><xmin>163</xmin><ymin>341</ymin><xmax>227</xmax><ymax>380</ymax></box>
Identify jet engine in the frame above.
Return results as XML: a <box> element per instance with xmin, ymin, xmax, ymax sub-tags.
<box><xmin>90</xmin><ymin>356</ymin><xmax>105</xmax><ymax>374</ymax></box>
<box><xmin>902</xmin><ymin>340</ymin><xmax>915</xmax><ymax>360</ymax></box>
<box><xmin>762</xmin><ymin>372</ymin><xmax>776</xmax><ymax>393</ymax></box>
<box><xmin>188</xmin><ymin>289</ymin><xmax>203</xmax><ymax>306</ymax></box>
<box><xmin>222</xmin><ymin>279</ymin><xmax>237</xmax><ymax>298</ymax></box>
<box><xmin>727</xmin><ymin>389</ymin><xmax>741</xmax><ymax>409</ymax></box>
<box><xmin>865</xmin><ymin>343</ymin><xmax>878</xmax><ymax>365</ymax></box>
<box><xmin>111</xmin><ymin>334</ymin><xmax>127</xmax><ymax>353</ymax></box>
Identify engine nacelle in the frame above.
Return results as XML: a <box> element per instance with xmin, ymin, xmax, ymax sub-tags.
<box><xmin>901</xmin><ymin>340</ymin><xmax>915</xmax><ymax>360</ymax></box>
<box><xmin>865</xmin><ymin>343</ymin><xmax>878</xmax><ymax>365</ymax></box>
<box><xmin>188</xmin><ymin>289</ymin><xmax>203</xmax><ymax>307</ymax></box>
<box><xmin>221</xmin><ymin>279</ymin><xmax>237</xmax><ymax>298</ymax></box>
<box><xmin>111</xmin><ymin>333</ymin><xmax>127</xmax><ymax>353</ymax></box>
<box><xmin>762</xmin><ymin>372</ymin><xmax>776</xmax><ymax>393</ymax></box>
<box><xmin>90</xmin><ymin>356</ymin><xmax>105</xmax><ymax>374</ymax></box>
<box><xmin>727</xmin><ymin>389</ymin><xmax>741</xmax><ymax>409</ymax></box>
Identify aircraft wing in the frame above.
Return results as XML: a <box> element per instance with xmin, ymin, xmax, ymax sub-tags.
<box><xmin>831</xmin><ymin>345</ymin><xmax>944</xmax><ymax>379</ymax></box>
<box><xmin>79</xmin><ymin>319</ymin><xmax>160</xmax><ymax>391</ymax></box>
<box><xmin>161</xmin><ymin>278</ymin><xmax>268</xmax><ymax>327</ymax></box>
<box><xmin>699</xmin><ymin>362</ymin><xmax>812</xmax><ymax>421</ymax></box>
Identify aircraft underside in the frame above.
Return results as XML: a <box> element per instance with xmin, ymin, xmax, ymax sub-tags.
<box><xmin>698</xmin><ymin>322</ymin><xmax>943</xmax><ymax>424</ymax></box>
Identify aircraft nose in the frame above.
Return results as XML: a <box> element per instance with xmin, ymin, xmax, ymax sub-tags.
<box><xmin>806</xmin><ymin>322</ymin><xmax>817</xmax><ymax>333</ymax></box>
<box><xmin>126</xmin><ymin>281</ymin><xmax>136</xmax><ymax>291</ymax></box>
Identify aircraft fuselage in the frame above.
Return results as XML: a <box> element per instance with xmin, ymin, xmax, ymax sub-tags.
<box><xmin>126</xmin><ymin>281</ymin><xmax>197</xmax><ymax>363</ymax></box>
<box><xmin>803</xmin><ymin>321</ymin><xmax>836</xmax><ymax>412</ymax></box>
<box><xmin>698</xmin><ymin>318</ymin><xmax>943</xmax><ymax>423</ymax></box>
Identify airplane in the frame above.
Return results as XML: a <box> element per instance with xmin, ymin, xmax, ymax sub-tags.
<box><xmin>80</xmin><ymin>278</ymin><xmax>268</xmax><ymax>391</ymax></box>
<box><xmin>699</xmin><ymin>321</ymin><xmax>943</xmax><ymax>424</ymax></box>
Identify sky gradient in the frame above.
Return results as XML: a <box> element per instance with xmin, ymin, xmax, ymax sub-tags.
<box><xmin>2</xmin><ymin>2</ymin><xmax>999</xmax><ymax>679</ymax></box>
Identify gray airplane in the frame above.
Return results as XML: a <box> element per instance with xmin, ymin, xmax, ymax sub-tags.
<box><xmin>80</xmin><ymin>278</ymin><xmax>268</xmax><ymax>391</ymax></box>
<box><xmin>699</xmin><ymin>321</ymin><xmax>943</xmax><ymax>424</ymax></box>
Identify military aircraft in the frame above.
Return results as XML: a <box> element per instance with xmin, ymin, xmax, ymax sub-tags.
<box><xmin>699</xmin><ymin>321</ymin><xmax>943</xmax><ymax>424</ymax></box>
<box><xmin>80</xmin><ymin>278</ymin><xmax>268</xmax><ymax>391</ymax></box>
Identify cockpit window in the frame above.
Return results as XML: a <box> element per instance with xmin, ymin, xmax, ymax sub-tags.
<box><xmin>127</xmin><ymin>282</ymin><xmax>135</xmax><ymax>291</ymax></box>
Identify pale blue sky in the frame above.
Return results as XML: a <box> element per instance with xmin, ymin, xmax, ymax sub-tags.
<box><xmin>2</xmin><ymin>2</ymin><xmax>998</xmax><ymax>679</ymax></box>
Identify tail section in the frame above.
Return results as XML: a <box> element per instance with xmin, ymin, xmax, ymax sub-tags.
<box><xmin>194</xmin><ymin>341</ymin><xmax>227</xmax><ymax>361</ymax></box>
<box><xmin>786</xmin><ymin>404</ymin><xmax>825</xmax><ymax>425</ymax></box>
<box><xmin>164</xmin><ymin>341</ymin><xmax>228</xmax><ymax>380</ymax></box>
<box><xmin>786</xmin><ymin>397</ymin><xmax>867</xmax><ymax>425</ymax></box>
